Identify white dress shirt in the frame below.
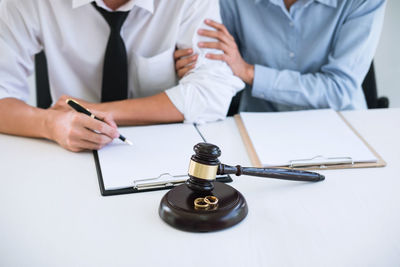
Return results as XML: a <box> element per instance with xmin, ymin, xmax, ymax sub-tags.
<box><xmin>0</xmin><ymin>0</ymin><xmax>244</xmax><ymax>123</ymax></box>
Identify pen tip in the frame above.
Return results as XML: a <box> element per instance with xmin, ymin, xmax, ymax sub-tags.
<box><xmin>125</xmin><ymin>140</ymin><xmax>133</xmax><ymax>146</ymax></box>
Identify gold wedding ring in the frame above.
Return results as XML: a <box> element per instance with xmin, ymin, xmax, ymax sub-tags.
<box><xmin>194</xmin><ymin>196</ymin><xmax>219</xmax><ymax>211</ymax></box>
<box><xmin>204</xmin><ymin>196</ymin><xmax>219</xmax><ymax>208</ymax></box>
<box><xmin>194</xmin><ymin>198</ymin><xmax>209</xmax><ymax>210</ymax></box>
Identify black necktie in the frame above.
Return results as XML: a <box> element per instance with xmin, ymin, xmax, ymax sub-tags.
<box><xmin>92</xmin><ymin>2</ymin><xmax>130</xmax><ymax>102</ymax></box>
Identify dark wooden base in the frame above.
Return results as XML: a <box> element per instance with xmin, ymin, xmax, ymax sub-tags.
<box><xmin>159</xmin><ymin>182</ymin><xmax>248</xmax><ymax>232</ymax></box>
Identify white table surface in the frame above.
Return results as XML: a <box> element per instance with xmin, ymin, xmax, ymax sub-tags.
<box><xmin>1</xmin><ymin>109</ymin><xmax>399</xmax><ymax>267</ymax></box>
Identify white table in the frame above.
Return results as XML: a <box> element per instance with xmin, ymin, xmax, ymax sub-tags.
<box><xmin>1</xmin><ymin>109</ymin><xmax>399</xmax><ymax>267</ymax></box>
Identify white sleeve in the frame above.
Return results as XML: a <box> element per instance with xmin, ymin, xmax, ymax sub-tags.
<box><xmin>165</xmin><ymin>0</ymin><xmax>245</xmax><ymax>124</ymax></box>
<box><xmin>0</xmin><ymin>0</ymin><xmax>42</xmax><ymax>102</ymax></box>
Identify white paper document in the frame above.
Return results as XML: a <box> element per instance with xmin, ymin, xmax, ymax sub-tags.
<box><xmin>97</xmin><ymin>123</ymin><xmax>204</xmax><ymax>190</ymax></box>
<box><xmin>240</xmin><ymin>109</ymin><xmax>378</xmax><ymax>167</ymax></box>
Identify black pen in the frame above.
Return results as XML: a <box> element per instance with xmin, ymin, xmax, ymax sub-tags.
<box><xmin>66</xmin><ymin>99</ymin><xmax>133</xmax><ymax>146</ymax></box>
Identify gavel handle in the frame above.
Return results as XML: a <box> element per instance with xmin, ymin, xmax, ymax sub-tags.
<box><xmin>217</xmin><ymin>164</ymin><xmax>325</xmax><ymax>182</ymax></box>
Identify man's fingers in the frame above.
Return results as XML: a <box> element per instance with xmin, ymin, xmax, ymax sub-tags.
<box><xmin>70</xmin><ymin>138</ymin><xmax>109</xmax><ymax>151</ymax></box>
<box><xmin>52</xmin><ymin>109</ymin><xmax>117</xmax><ymax>152</ymax></box>
<box><xmin>51</xmin><ymin>95</ymin><xmax>72</xmax><ymax>111</ymax></box>
<box><xmin>64</xmin><ymin>127</ymin><xmax>111</xmax><ymax>152</ymax></box>
<box><xmin>75</xmin><ymin>114</ymin><xmax>119</xmax><ymax>139</ymax></box>
<box><xmin>174</xmin><ymin>48</ymin><xmax>193</xmax><ymax>60</ymax></box>
<box><xmin>177</xmin><ymin>64</ymin><xmax>196</xmax><ymax>79</ymax></box>
<box><xmin>95</xmin><ymin>112</ymin><xmax>118</xmax><ymax>129</ymax></box>
<box><xmin>103</xmin><ymin>116</ymin><xmax>118</xmax><ymax>129</ymax></box>
<box><xmin>176</xmin><ymin>54</ymin><xmax>198</xmax><ymax>70</ymax></box>
<box><xmin>80</xmin><ymin>127</ymin><xmax>114</xmax><ymax>147</ymax></box>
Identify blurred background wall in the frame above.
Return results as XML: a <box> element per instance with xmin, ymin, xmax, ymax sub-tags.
<box><xmin>375</xmin><ymin>0</ymin><xmax>400</xmax><ymax>108</ymax></box>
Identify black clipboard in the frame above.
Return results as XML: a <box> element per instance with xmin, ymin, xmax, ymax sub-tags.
<box><xmin>93</xmin><ymin>124</ymin><xmax>232</xmax><ymax>197</ymax></box>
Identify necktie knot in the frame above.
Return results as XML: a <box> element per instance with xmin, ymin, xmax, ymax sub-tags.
<box><xmin>92</xmin><ymin>2</ymin><xmax>129</xmax><ymax>32</ymax></box>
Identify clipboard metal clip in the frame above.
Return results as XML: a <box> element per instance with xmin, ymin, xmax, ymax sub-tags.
<box><xmin>133</xmin><ymin>173</ymin><xmax>189</xmax><ymax>191</ymax></box>
<box><xmin>289</xmin><ymin>155</ymin><xmax>354</xmax><ymax>169</ymax></box>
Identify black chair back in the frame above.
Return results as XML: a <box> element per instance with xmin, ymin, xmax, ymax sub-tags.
<box><xmin>362</xmin><ymin>62</ymin><xmax>389</xmax><ymax>109</ymax></box>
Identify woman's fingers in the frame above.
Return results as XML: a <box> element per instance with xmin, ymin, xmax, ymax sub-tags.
<box><xmin>198</xmin><ymin>42</ymin><xmax>230</xmax><ymax>54</ymax></box>
<box><xmin>204</xmin><ymin>19</ymin><xmax>234</xmax><ymax>41</ymax></box>
<box><xmin>177</xmin><ymin>64</ymin><xmax>196</xmax><ymax>79</ymax></box>
<box><xmin>176</xmin><ymin>54</ymin><xmax>198</xmax><ymax>70</ymax></box>
<box><xmin>174</xmin><ymin>48</ymin><xmax>193</xmax><ymax>60</ymax></box>
<box><xmin>198</xmin><ymin>29</ymin><xmax>232</xmax><ymax>45</ymax></box>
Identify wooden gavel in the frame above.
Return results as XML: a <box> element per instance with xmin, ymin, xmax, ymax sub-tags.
<box><xmin>186</xmin><ymin>143</ymin><xmax>325</xmax><ymax>192</ymax></box>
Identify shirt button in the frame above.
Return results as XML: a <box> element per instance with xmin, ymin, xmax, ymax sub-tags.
<box><xmin>289</xmin><ymin>22</ymin><xmax>294</xmax><ymax>27</ymax></box>
<box><xmin>289</xmin><ymin>52</ymin><xmax>295</xmax><ymax>58</ymax></box>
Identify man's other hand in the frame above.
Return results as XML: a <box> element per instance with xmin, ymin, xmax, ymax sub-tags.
<box><xmin>48</xmin><ymin>96</ymin><xmax>119</xmax><ymax>152</ymax></box>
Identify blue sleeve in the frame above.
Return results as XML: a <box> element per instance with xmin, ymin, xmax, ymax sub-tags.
<box><xmin>252</xmin><ymin>0</ymin><xmax>386</xmax><ymax>110</ymax></box>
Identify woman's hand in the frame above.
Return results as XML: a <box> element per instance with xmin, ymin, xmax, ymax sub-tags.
<box><xmin>173</xmin><ymin>19</ymin><xmax>254</xmax><ymax>84</ymax></box>
<box><xmin>174</xmin><ymin>48</ymin><xmax>198</xmax><ymax>79</ymax></box>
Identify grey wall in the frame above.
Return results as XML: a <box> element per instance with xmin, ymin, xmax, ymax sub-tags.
<box><xmin>375</xmin><ymin>0</ymin><xmax>400</xmax><ymax>108</ymax></box>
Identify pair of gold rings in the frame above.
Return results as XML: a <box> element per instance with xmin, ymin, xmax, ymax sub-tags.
<box><xmin>194</xmin><ymin>196</ymin><xmax>219</xmax><ymax>210</ymax></box>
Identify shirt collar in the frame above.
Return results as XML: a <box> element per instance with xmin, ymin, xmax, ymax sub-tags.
<box><xmin>72</xmin><ymin>0</ymin><xmax>154</xmax><ymax>13</ymax></box>
<box><xmin>254</xmin><ymin>0</ymin><xmax>337</xmax><ymax>8</ymax></box>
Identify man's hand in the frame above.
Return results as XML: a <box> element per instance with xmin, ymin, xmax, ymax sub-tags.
<box><xmin>174</xmin><ymin>19</ymin><xmax>255</xmax><ymax>84</ymax></box>
<box><xmin>48</xmin><ymin>96</ymin><xmax>119</xmax><ymax>152</ymax></box>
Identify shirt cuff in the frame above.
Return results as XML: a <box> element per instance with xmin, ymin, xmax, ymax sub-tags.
<box><xmin>165</xmin><ymin>86</ymin><xmax>184</xmax><ymax>116</ymax></box>
<box><xmin>251</xmin><ymin>64</ymin><xmax>279</xmax><ymax>100</ymax></box>
<box><xmin>0</xmin><ymin>86</ymin><xmax>28</xmax><ymax>102</ymax></box>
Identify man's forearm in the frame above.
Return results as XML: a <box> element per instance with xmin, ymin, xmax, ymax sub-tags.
<box><xmin>89</xmin><ymin>92</ymin><xmax>184</xmax><ymax>126</ymax></box>
<box><xmin>0</xmin><ymin>98</ymin><xmax>53</xmax><ymax>139</ymax></box>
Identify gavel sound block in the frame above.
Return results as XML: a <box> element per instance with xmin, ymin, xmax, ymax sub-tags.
<box><xmin>159</xmin><ymin>143</ymin><xmax>325</xmax><ymax>232</ymax></box>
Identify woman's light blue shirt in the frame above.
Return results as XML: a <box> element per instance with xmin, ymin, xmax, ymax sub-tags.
<box><xmin>220</xmin><ymin>0</ymin><xmax>386</xmax><ymax>111</ymax></box>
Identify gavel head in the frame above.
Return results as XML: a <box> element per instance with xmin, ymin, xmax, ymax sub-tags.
<box><xmin>187</xmin><ymin>143</ymin><xmax>221</xmax><ymax>192</ymax></box>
